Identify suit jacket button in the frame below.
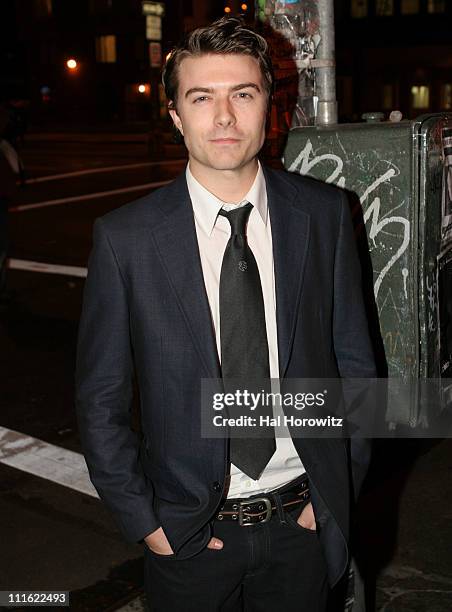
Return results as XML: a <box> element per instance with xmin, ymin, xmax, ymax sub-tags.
<box><xmin>212</xmin><ymin>482</ymin><xmax>222</xmax><ymax>492</ymax></box>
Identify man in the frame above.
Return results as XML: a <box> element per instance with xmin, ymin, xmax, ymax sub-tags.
<box><xmin>76</xmin><ymin>17</ymin><xmax>376</xmax><ymax>611</ymax></box>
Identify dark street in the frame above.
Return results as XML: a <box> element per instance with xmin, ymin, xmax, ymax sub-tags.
<box><xmin>1</xmin><ymin>131</ymin><xmax>186</xmax><ymax>611</ymax></box>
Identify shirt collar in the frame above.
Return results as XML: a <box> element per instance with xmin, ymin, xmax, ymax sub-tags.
<box><xmin>186</xmin><ymin>161</ymin><xmax>268</xmax><ymax>237</ymax></box>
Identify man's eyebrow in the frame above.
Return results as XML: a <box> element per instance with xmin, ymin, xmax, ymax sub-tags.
<box><xmin>184</xmin><ymin>83</ymin><xmax>261</xmax><ymax>98</ymax></box>
<box><xmin>230</xmin><ymin>82</ymin><xmax>261</xmax><ymax>93</ymax></box>
<box><xmin>185</xmin><ymin>87</ymin><xmax>213</xmax><ymax>98</ymax></box>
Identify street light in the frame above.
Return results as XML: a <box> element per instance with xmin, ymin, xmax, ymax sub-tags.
<box><xmin>66</xmin><ymin>58</ymin><xmax>77</xmax><ymax>70</ymax></box>
<box><xmin>224</xmin><ymin>6</ymin><xmax>231</xmax><ymax>13</ymax></box>
<box><xmin>138</xmin><ymin>84</ymin><xmax>147</xmax><ymax>94</ymax></box>
<box><xmin>241</xmin><ymin>3</ymin><xmax>248</xmax><ymax>10</ymax></box>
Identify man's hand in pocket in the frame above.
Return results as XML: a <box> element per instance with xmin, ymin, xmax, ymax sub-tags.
<box><xmin>207</xmin><ymin>537</ymin><xmax>223</xmax><ymax>550</ymax></box>
<box><xmin>145</xmin><ymin>528</ymin><xmax>224</xmax><ymax>554</ymax></box>
<box><xmin>297</xmin><ymin>502</ymin><xmax>316</xmax><ymax>531</ymax></box>
<box><xmin>144</xmin><ymin>527</ymin><xmax>174</xmax><ymax>555</ymax></box>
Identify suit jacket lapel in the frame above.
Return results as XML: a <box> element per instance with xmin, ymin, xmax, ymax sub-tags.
<box><xmin>147</xmin><ymin>168</ymin><xmax>310</xmax><ymax>381</ymax></box>
<box><xmin>150</xmin><ymin>174</ymin><xmax>221</xmax><ymax>379</ymax></box>
<box><xmin>264</xmin><ymin>167</ymin><xmax>311</xmax><ymax>378</ymax></box>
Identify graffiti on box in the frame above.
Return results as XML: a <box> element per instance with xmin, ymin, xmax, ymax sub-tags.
<box><xmin>288</xmin><ymin>138</ymin><xmax>410</xmax><ymax>303</ymax></box>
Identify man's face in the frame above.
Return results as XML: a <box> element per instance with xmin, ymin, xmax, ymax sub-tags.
<box><xmin>169</xmin><ymin>53</ymin><xmax>268</xmax><ymax>175</ymax></box>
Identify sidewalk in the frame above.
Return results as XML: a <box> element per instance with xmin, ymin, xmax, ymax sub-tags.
<box><xmin>358</xmin><ymin>438</ymin><xmax>452</xmax><ymax>611</ymax></box>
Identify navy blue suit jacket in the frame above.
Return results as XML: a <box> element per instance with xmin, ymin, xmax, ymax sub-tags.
<box><xmin>76</xmin><ymin>166</ymin><xmax>376</xmax><ymax>587</ymax></box>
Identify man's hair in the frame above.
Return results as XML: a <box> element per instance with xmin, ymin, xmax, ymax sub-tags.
<box><xmin>162</xmin><ymin>16</ymin><xmax>274</xmax><ymax>110</ymax></box>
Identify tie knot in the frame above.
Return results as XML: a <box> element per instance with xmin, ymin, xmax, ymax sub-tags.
<box><xmin>219</xmin><ymin>202</ymin><xmax>253</xmax><ymax>236</ymax></box>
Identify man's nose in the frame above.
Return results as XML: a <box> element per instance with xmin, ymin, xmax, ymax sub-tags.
<box><xmin>214</xmin><ymin>98</ymin><xmax>236</xmax><ymax>128</ymax></box>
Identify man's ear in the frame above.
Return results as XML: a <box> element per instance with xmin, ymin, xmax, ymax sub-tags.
<box><xmin>169</xmin><ymin>107</ymin><xmax>184</xmax><ymax>136</ymax></box>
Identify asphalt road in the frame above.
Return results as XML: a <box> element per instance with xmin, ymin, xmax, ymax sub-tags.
<box><xmin>1</xmin><ymin>133</ymin><xmax>186</xmax><ymax>611</ymax></box>
<box><xmin>1</xmin><ymin>132</ymin><xmax>451</xmax><ymax>612</ymax></box>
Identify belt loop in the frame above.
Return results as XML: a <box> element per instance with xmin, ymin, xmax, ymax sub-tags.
<box><xmin>270</xmin><ymin>491</ymin><xmax>287</xmax><ymax>525</ymax></box>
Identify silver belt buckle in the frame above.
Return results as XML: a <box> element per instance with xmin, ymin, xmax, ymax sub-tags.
<box><xmin>238</xmin><ymin>497</ymin><xmax>272</xmax><ymax>526</ymax></box>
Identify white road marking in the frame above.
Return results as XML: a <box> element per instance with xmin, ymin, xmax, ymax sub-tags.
<box><xmin>25</xmin><ymin>159</ymin><xmax>185</xmax><ymax>184</ymax></box>
<box><xmin>0</xmin><ymin>426</ymin><xmax>98</xmax><ymax>498</ymax></box>
<box><xmin>7</xmin><ymin>258</ymin><xmax>87</xmax><ymax>277</ymax></box>
<box><xmin>10</xmin><ymin>180</ymin><xmax>171</xmax><ymax>212</ymax></box>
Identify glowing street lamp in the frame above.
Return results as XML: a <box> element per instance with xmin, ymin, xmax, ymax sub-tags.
<box><xmin>66</xmin><ymin>58</ymin><xmax>77</xmax><ymax>70</ymax></box>
<box><xmin>224</xmin><ymin>6</ymin><xmax>231</xmax><ymax>13</ymax></box>
<box><xmin>241</xmin><ymin>3</ymin><xmax>248</xmax><ymax>10</ymax></box>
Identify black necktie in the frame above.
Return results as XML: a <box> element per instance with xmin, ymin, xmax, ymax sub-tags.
<box><xmin>219</xmin><ymin>202</ymin><xmax>276</xmax><ymax>480</ymax></box>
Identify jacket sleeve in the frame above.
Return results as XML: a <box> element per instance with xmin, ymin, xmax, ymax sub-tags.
<box><xmin>332</xmin><ymin>192</ymin><xmax>378</xmax><ymax>498</ymax></box>
<box><xmin>75</xmin><ymin>217</ymin><xmax>160</xmax><ymax>542</ymax></box>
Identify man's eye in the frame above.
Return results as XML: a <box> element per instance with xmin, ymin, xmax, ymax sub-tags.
<box><xmin>193</xmin><ymin>96</ymin><xmax>208</xmax><ymax>103</ymax></box>
<box><xmin>236</xmin><ymin>92</ymin><xmax>252</xmax><ymax>99</ymax></box>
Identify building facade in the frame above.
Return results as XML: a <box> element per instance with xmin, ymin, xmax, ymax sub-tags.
<box><xmin>4</xmin><ymin>1</ymin><xmax>449</xmax><ymax>126</ymax></box>
<box><xmin>335</xmin><ymin>0</ymin><xmax>452</xmax><ymax>121</ymax></box>
<box><xmin>3</xmin><ymin>0</ymin><xmax>236</xmax><ymax>125</ymax></box>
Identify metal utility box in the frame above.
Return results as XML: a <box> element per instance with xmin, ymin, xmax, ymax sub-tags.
<box><xmin>283</xmin><ymin>113</ymin><xmax>452</xmax><ymax>422</ymax></box>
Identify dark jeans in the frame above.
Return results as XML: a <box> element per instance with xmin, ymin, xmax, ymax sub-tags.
<box><xmin>144</xmin><ymin>492</ymin><xmax>329</xmax><ymax>611</ymax></box>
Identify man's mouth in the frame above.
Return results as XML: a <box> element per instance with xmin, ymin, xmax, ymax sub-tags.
<box><xmin>210</xmin><ymin>138</ymin><xmax>241</xmax><ymax>144</ymax></box>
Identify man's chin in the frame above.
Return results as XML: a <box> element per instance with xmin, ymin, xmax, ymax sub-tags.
<box><xmin>203</xmin><ymin>154</ymin><xmax>256</xmax><ymax>173</ymax></box>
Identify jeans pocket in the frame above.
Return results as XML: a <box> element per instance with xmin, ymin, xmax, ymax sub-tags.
<box><xmin>283</xmin><ymin>502</ymin><xmax>318</xmax><ymax>535</ymax></box>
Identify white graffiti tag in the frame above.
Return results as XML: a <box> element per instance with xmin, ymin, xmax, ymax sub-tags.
<box><xmin>426</xmin><ymin>273</ymin><xmax>437</xmax><ymax>332</ymax></box>
<box><xmin>363</xmin><ymin>194</ymin><xmax>410</xmax><ymax>299</ymax></box>
<box><xmin>288</xmin><ymin>140</ymin><xmax>410</xmax><ymax>299</ymax></box>
<box><xmin>288</xmin><ymin>140</ymin><xmax>345</xmax><ymax>186</ymax></box>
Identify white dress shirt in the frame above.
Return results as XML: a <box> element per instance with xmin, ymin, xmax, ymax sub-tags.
<box><xmin>186</xmin><ymin>162</ymin><xmax>305</xmax><ymax>498</ymax></box>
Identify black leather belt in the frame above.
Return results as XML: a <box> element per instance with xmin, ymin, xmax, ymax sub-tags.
<box><xmin>216</xmin><ymin>477</ymin><xmax>310</xmax><ymax>526</ymax></box>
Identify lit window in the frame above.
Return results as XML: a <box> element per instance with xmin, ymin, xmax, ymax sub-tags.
<box><xmin>411</xmin><ymin>85</ymin><xmax>430</xmax><ymax>109</ymax></box>
<box><xmin>401</xmin><ymin>0</ymin><xmax>419</xmax><ymax>14</ymax></box>
<box><xmin>376</xmin><ymin>0</ymin><xmax>394</xmax><ymax>16</ymax></box>
<box><xmin>382</xmin><ymin>84</ymin><xmax>394</xmax><ymax>110</ymax></box>
<box><xmin>427</xmin><ymin>0</ymin><xmax>446</xmax><ymax>13</ymax></box>
<box><xmin>441</xmin><ymin>84</ymin><xmax>452</xmax><ymax>110</ymax></box>
<box><xmin>351</xmin><ymin>0</ymin><xmax>367</xmax><ymax>18</ymax></box>
<box><xmin>95</xmin><ymin>35</ymin><xmax>117</xmax><ymax>63</ymax></box>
